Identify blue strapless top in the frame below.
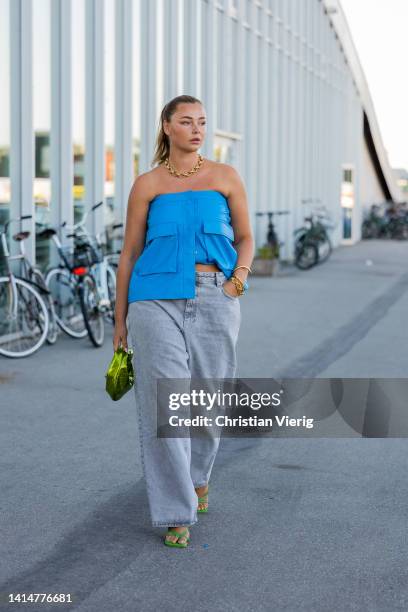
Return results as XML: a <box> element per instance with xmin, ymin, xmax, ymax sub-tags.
<box><xmin>127</xmin><ymin>190</ymin><xmax>238</xmax><ymax>302</ymax></box>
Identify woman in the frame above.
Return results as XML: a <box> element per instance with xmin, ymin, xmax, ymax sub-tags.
<box><xmin>113</xmin><ymin>94</ymin><xmax>254</xmax><ymax>548</ymax></box>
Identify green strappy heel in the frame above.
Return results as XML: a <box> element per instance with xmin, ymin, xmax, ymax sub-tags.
<box><xmin>197</xmin><ymin>485</ymin><xmax>209</xmax><ymax>513</ymax></box>
<box><xmin>164</xmin><ymin>527</ymin><xmax>191</xmax><ymax>548</ymax></box>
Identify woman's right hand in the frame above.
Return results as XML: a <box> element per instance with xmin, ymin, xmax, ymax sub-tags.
<box><xmin>113</xmin><ymin>322</ymin><xmax>128</xmax><ymax>352</ymax></box>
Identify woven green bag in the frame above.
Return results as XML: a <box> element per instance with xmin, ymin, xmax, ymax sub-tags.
<box><xmin>105</xmin><ymin>347</ymin><xmax>135</xmax><ymax>401</ymax></box>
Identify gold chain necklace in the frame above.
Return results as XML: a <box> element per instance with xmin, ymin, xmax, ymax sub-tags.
<box><xmin>164</xmin><ymin>154</ymin><xmax>204</xmax><ymax>178</ymax></box>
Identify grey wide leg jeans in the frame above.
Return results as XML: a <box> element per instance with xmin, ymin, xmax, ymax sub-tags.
<box><xmin>127</xmin><ymin>271</ymin><xmax>241</xmax><ymax>527</ymax></box>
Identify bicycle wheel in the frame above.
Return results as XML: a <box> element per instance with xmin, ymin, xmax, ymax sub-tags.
<box><xmin>295</xmin><ymin>242</ymin><xmax>318</xmax><ymax>270</ymax></box>
<box><xmin>393</xmin><ymin>221</ymin><xmax>408</xmax><ymax>240</ymax></box>
<box><xmin>0</xmin><ymin>276</ymin><xmax>49</xmax><ymax>358</ymax></box>
<box><xmin>45</xmin><ymin>267</ymin><xmax>87</xmax><ymax>338</ymax></box>
<box><xmin>30</xmin><ymin>268</ymin><xmax>59</xmax><ymax>344</ymax></box>
<box><xmin>79</xmin><ymin>274</ymin><xmax>105</xmax><ymax>347</ymax></box>
<box><xmin>362</xmin><ymin>221</ymin><xmax>376</xmax><ymax>239</ymax></box>
<box><xmin>316</xmin><ymin>236</ymin><xmax>332</xmax><ymax>264</ymax></box>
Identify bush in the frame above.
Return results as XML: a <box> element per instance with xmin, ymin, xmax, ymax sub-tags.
<box><xmin>256</xmin><ymin>244</ymin><xmax>279</xmax><ymax>260</ymax></box>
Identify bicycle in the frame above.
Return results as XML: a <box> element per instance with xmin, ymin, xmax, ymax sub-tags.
<box><xmin>294</xmin><ymin>200</ymin><xmax>334</xmax><ymax>270</ymax></box>
<box><xmin>312</xmin><ymin>207</ymin><xmax>334</xmax><ymax>264</ymax></box>
<box><xmin>40</xmin><ymin>226</ymin><xmax>88</xmax><ymax>340</ymax></box>
<box><xmin>74</xmin><ymin>204</ymin><xmax>117</xmax><ymax>328</ymax></box>
<box><xmin>361</xmin><ymin>202</ymin><xmax>408</xmax><ymax>241</ymax></box>
<box><xmin>361</xmin><ymin>204</ymin><xmax>388</xmax><ymax>239</ymax></box>
<box><xmin>0</xmin><ymin>215</ymin><xmax>50</xmax><ymax>358</ymax></box>
<box><xmin>45</xmin><ymin>201</ymin><xmax>116</xmax><ymax>347</ymax></box>
<box><xmin>384</xmin><ymin>204</ymin><xmax>408</xmax><ymax>240</ymax></box>
<box><xmin>19</xmin><ymin>224</ymin><xmax>59</xmax><ymax>344</ymax></box>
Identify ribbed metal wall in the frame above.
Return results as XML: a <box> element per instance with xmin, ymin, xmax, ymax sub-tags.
<box><xmin>7</xmin><ymin>0</ymin><xmax>366</xmax><ymax>266</ymax></box>
<box><xmin>139</xmin><ymin>0</ymin><xmax>364</xmax><ymax>257</ymax></box>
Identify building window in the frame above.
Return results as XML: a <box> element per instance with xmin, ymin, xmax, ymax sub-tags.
<box><xmin>343</xmin><ymin>168</ymin><xmax>353</xmax><ymax>183</ymax></box>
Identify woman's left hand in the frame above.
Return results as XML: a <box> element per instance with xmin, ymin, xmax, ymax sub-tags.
<box><xmin>222</xmin><ymin>280</ymin><xmax>239</xmax><ymax>298</ymax></box>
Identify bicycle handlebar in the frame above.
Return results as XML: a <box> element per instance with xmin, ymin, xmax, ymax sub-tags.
<box><xmin>301</xmin><ymin>198</ymin><xmax>322</xmax><ymax>205</ymax></box>
<box><xmin>2</xmin><ymin>214</ymin><xmax>33</xmax><ymax>234</ymax></box>
<box><xmin>255</xmin><ymin>210</ymin><xmax>290</xmax><ymax>216</ymax></box>
<box><xmin>61</xmin><ymin>201</ymin><xmax>103</xmax><ymax>233</ymax></box>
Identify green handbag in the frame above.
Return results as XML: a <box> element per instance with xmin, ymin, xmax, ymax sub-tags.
<box><xmin>105</xmin><ymin>346</ymin><xmax>135</xmax><ymax>401</ymax></box>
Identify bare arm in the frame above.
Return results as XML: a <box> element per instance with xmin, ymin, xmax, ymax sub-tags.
<box><xmin>223</xmin><ymin>165</ymin><xmax>255</xmax><ymax>294</ymax></box>
<box><xmin>113</xmin><ymin>174</ymin><xmax>152</xmax><ymax>350</ymax></box>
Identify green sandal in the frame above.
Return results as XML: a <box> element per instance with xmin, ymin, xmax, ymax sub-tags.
<box><xmin>164</xmin><ymin>527</ymin><xmax>191</xmax><ymax>548</ymax></box>
<box><xmin>197</xmin><ymin>485</ymin><xmax>209</xmax><ymax>513</ymax></box>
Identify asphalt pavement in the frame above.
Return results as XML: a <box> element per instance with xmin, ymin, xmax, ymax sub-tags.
<box><xmin>1</xmin><ymin>239</ymin><xmax>407</xmax><ymax>612</ymax></box>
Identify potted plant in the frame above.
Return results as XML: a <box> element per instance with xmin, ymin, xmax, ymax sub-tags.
<box><xmin>251</xmin><ymin>243</ymin><xmax>280</xmax><ymax>277</ymax></box>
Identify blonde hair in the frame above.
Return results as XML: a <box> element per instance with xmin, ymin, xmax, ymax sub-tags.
<box><xmin>151</xmin><ymin>95</ymin><xmax>203</xmax><ymax>168</ymax></box>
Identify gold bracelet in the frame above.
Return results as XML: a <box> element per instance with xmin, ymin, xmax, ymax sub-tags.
<box><xmin>230</xmin><ymin>275</ymin><xmax>244</xmax><ymax>296</ymax></box>
<box><xmin>233</xmin><ymin>265</ymin><xmax>252</xmax><ymax>274</ymax></box>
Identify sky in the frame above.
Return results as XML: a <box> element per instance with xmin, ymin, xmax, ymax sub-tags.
<box><xmin>340</xmin><ymin>0</ymin><xmax>408</xmax><ymax>170</ymax></box>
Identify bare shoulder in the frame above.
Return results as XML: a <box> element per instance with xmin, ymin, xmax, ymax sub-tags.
<box><xmin>214</xmin><ymin>162</ymin><xmax>246</xmax><ymax>199</ymax></box>
<box><xmin>128</xmin><ymin>169</ymin><xmax>160</xmax><ymax>206</ymax></box>
<box><xmin>218</xmin><ymin>162</ymin><xmax>242</xmax><ymax>180</ymax></box>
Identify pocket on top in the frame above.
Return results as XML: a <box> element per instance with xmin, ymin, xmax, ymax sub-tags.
<box><xmin>202</xmin><ymin>219</ymin><xmax>237</xmax><ymax>270</ymax></box>
<box><xmin>135</xmin><ymin>222</ymin><xmax>178</xmax><ymax>275</ymax></box>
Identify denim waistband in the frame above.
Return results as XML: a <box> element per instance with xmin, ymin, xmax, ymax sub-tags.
<box><xmin>195</xmin><ymin>271</ymin><xmax>226</xmax><ymax>286</ymax></box>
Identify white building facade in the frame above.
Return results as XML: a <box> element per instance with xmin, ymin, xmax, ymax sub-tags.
<box><xmin>0</xmin><ymin>0</ymin><xmax>401</xmax><ymax>269</ymax></box>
